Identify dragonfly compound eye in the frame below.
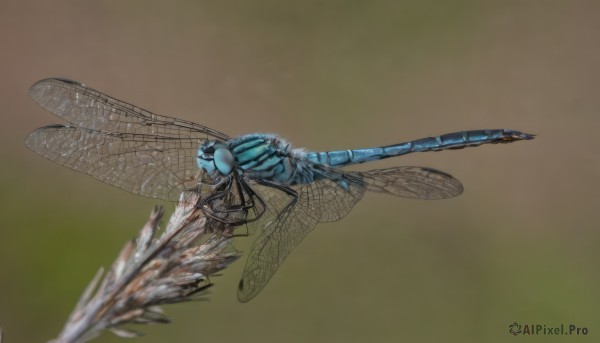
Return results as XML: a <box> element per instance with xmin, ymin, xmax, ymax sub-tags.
<box><xmin>214</xmin><ymin>148</ymin><xmax>235</xmax><ymax>176</ymax></box>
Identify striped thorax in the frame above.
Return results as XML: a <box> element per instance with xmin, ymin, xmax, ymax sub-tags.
<box><xmin>197</xmin><ymin>133</ymin><xmax>314</xmax><ymax>185</ymax></box>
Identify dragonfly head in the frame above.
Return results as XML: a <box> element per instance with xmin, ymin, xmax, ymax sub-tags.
<box><xmin>197</xmin><ymin>140</ymin><xmax>235</xmax><ymax>178</ymax></box>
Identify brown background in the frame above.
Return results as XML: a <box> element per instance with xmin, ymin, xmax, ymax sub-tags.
<box><xmin>0</xmin><ymin>1</ymin><xmax>598</xmax><ymax>342</ymax></box>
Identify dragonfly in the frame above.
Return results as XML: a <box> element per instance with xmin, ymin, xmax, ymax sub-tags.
<box><xmin>26</xmin><ymin>78</ymin><xmax>534</xmax><ymax>302</ymax></box>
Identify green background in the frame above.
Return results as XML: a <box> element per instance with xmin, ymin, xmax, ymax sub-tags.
<box><xmin>0</xmin><ymin>1</ymin><xmax>598</xmax><ymax>342</ymax></box>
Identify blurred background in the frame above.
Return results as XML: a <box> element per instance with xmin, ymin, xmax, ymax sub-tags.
<box><xmin>0</xmin><ymin>1</ymin><xmax>598</xmax><ymax>342</ymax></box>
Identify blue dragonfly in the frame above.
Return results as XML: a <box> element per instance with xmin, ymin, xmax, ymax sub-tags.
<box><xmin>26</xmin><ymin>78</ymin><xmax>534</xmax><ymax>302</ymax></box>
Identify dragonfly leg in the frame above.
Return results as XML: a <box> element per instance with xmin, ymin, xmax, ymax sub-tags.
<box><xmin>238</xmin><ymin>178</ymin><xmax>266</xmax><ymax>222</ymax></box>
<box><xmin>199</xmin><ymin>178</ymin><xmax>244</xmax><ymax>225</ymax></box>
<box><xmin>200</xmin><ymin>174</ymin><xmax>267</xmax><ymax>227</ymax></box>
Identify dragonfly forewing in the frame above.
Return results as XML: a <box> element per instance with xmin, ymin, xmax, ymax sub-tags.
<box><xmin>29</xmin><ymin>78</ymin><xmax>230</xmax><ymax>141</ymax></box>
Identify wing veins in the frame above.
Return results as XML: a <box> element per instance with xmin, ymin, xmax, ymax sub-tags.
<box><xmin>29</xmin><ymin>78</ymin><xmax>231</xmax><ymax>141</ymax></box>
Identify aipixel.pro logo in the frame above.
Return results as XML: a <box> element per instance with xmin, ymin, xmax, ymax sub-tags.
<box><xmin>509</xmin><ymin>322</ymin><xmax>588</xmax><ymax>336</ymax></box>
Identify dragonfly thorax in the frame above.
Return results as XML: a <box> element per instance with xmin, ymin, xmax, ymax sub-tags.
<box><xmin>197</xmin><ymin>140</ymin><xmax>235</xmax><ymax>178</ymax></box>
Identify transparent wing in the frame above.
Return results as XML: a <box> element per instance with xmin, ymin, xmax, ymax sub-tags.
<box><xmin>349</xmin><ymin>166</ymin><xmax>463</xmax><ymax>199</ymax></box>
<box><xmin>237</xmin><ymin>168</ymin><xmax>366</xmax><ymax>302</ymax></box>
<box><xmin>236</xmin><ymin>165</ymin><xmax>463</xmax><ymax>301</ymax></box>
<box><xmin>29</xmin><ymin>78</ymin><xmax>230</xmax><ymax>141</ymax></box>
<box><xmin>25</xmin><ymin>125</ymin><xmax>201</xmax><ymax>201</ymax></box>
<box><xmin>236</xmin><ymin>185</ymin><xmax>317</xmax><ymax>302</ymax></box>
